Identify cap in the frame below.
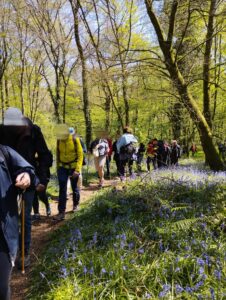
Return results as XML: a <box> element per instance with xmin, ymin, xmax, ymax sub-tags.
<box><xmin>68</xmin><ymin>127</ymin><xmax>75</xmax><ymax>135</ymax></box>
<box><xmin>3</xmin><ymin>107</ymin><xmax>27</xmax><ymax>126</ymax></box>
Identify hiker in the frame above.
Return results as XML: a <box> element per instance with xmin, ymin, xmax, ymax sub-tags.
<box><xmin>170</xmin><ymin>140</ymin><xmax>181</xmax><ymax>167</ymax></box>
<box><xmin>54</xmin><ymin>125</ymin><xmax>83</xmax><ymax>221</ymax></box>
<box><xmin>105</xmin><ymin>137</ymin><xmax>113</xmax><ymax>179</ymax></box>
<box><xmin>157</xmin><ymin>140</ymin><xmax>171</xmax><ymax>168</ymax></box>
<box><xmin>0</xmin><ymin>145</ymin><xmax>37</xmax><ymax>300</ymax></box>
<box><xmin>90</xmin><ymin>132</ymin><xmax>109</xmax><ymax>187</ymax></box>
<box><xmin>190</xmin><ymin>142</ymin><xmax>197</xmax><ymax>157</ymax></box>
<box><xmin>68</xmin><ymin>128</ymin><xmax>87</xmax><ymax>189</ymax></box>
<box><xmin>116</xmin><ymin>126</ymin><xmax>138</xmax><ymax>181</ymax></box>
<box><xmin>146</xmin><ymin>138</ymin><xmax>158</xmax><ymax>171</ymax></box>
<box><xmin>112</xmin><ymin>137</ymin><xmax>121</xmax><ymax>177</ymax></box>
<box><xmin>137</xmin><ymin>142</ymin><xmax>146</xmax><ymax>172</ymax></box>
<box><xmin>0</xmin><ymin>108</ymin><xmax>52</xmax><ymax>267</ymax></box>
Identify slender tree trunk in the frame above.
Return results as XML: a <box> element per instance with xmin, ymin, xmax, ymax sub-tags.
<box><xmin>144</xmin><ymin>0</ymin><xmax>223</xmax><ymax>170</ymax></box>
<box><xmin>69</xmin><ymin>0</ymin><xmax>92</xmax><ymax>146</ymax></box>
<box><xmin>203</xmin><ymin>0</ymin><xmax>217</xmax><ymax>129</ymax></box>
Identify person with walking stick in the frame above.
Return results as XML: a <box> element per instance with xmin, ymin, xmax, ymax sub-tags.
<box><xmin>0</xmin><ymin>145</ymin><xmax>37</xmax><ymax>300</ymax></box>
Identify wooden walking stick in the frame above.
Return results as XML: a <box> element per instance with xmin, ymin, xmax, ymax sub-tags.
<box><xmin>21</xmin><ymin>191</ymin><xmax>25</xmax><ymax>274</ymax></box>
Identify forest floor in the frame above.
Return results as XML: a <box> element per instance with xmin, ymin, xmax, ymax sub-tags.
<box><xmin>11</xmin><ymin>178</ymin><xmax>117</xmax><ymax>300</ymax></box>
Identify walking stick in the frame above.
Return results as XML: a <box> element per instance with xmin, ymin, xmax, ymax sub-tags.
<box><xmin>20</xmin><ymin>191</ymin><xmax>25</xmax><ymax>274</ymax></box>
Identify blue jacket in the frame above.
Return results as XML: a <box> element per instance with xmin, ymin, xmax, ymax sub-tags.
<box><xmin>0</xmin><ymin>145</ymin><xmax>37</xmax><ymax>264</ymax></box>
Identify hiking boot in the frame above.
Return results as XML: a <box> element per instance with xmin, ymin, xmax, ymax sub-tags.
<box><xmin>120</xmin><ymin>176</ymin><xmax>126</xmax><ymax>182</ymax></box>
<box><xmin>18</xmin><ymin>253</ymin><xmax>31</xmax><ymax>269</ymax></box>
<box><xmin>32</xmin><ymin>213</ymin><xmax>41</xmax><ymax>222</ymax></box>
<box><xmin>53</xmin><ymin>213</ymin><xmax>65</xmax><ymax>221</ymax></box>
<box><xmin>46</xmin><ymin>205</ymin><xmax>51</xmax><ymax>216</ymax></box>
<box><xmin>73</xmin><ymin>205</ymin><xmax>78</xmax><ymax>212</ymax></box>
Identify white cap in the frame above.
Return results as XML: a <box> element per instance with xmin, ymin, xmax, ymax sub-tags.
<box><xmin>3</xmin><ymin>107</ymin><xmax>27</xmax><ymax>126</ymax></box>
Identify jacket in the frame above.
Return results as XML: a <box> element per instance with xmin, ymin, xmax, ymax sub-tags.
<box><xmin>57</xmin><ymin>135</ymin><xmax>83</xmax><ymax>173</ymax></box>
<box><xmin>0</xmin><ymin>122</ymin><xmax>52</xmax><ymax>185</ymax></box>
<box><xmin>116</xmin><ymin>134</ymin><xmax>138</xmax><ymax>153</ymax></box>
<box><xmin>0</xmin><ymin>145</ymin><xmax>37</xmax><ymax>264</ymax></box>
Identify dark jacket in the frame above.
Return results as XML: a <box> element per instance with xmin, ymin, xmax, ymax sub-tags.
<box><xmin>0</xmin><ymin>122</ymin><xmax>52</xmax><ymax>185</ymax></box>
<box><xmin>0</xmin><ymin>145</ymin><xmax>37</xmax><ymax>263</ymax></box>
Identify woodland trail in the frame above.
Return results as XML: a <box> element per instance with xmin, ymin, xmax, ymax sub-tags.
<box><xmin>11</xmin><ymin>179</ymin><xmax>117</xmax><ymax>300</ymax></box>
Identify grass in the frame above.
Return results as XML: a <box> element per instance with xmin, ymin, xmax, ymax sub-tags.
<box><xmin>28</xmin><ymin>166</ymin><xmax>226</xmax><ymax>300</ymax></box>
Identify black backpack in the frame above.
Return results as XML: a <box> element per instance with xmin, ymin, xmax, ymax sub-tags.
<box><xmin>120</xmin><ymin>142</ymin><xmax>136</xmax><ymax>155</ymax></box>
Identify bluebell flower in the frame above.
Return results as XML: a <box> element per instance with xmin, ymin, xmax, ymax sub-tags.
<box><xmin>185</xmin><ymin>286</ymin><xmax>193</xmax><ymax>293</ymax></box>
<box><xmin>159</xmin><ymin>284</ymin><xmax>171</xmax><ymax>298</ymax></box>
<box><xmin>175</xmin><ymin>267</ymin><xmax>180</xmax><ymax>273</ymax></box>
<box><xmin>93</xmin><ymin>232</ymin><xmax>97</xmax><ymax>244</ymax></box>
<box><xmin>101</xmin><ymin>268</ymin><xmax>107</xmax><ymax>274</ymax></box>
<box><xmin>89</xmin><ymin>267</ymin><xmax>94</xmax><ymax>275</ymax></box>
<box><xmin>109</xmin><ymin>271</ymin><xmax>114</xmax><ymax>276</ymax></box>
<box><xmin>214</xmin><ymin>269</ymin><xmax>221</xmax><ymax>280</ymax></box>
<box><xmin>144</xmin><ymin>291</ymin><xmax>151</xmax><ymax>299</ymax></box>
<box><xmin>83</xmin><ymin>266</ymin><xmax>88</xmax><ymax>274</ymax></box>
<box><xmin>175</xmin><ymin>284</ymin><xmax>184</xmax><ymax>294</ymax></box>
<box><xmin>199</xmin><ymin>267</ymin><xmax>205</xmax><ymax>275</ymax></box>
<box><xmin>128</xmin><ymin>242</ymin><xmax>134</xmax><ymax>250</ymax></box>
<box><xmin>210</xmin><ymin>287</ymin><xmax>215</xmax><ymax>300</ymax></box>
<box><xmin>193</xmin><ymin>280</ymin><xmax>204</xmax><ymax>291</ymax></box>
<box><xmin>138</xmin><ymin>248</ymin><xmax>144</xmax><ymax>254</ymax></box>
<box><xmin>60</xmin><ymin>266</ymin><xmax>68</xmax><ymax>278</ymax></box>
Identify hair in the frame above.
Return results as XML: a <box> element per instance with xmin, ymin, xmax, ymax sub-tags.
<box><xmin>123</xmin><ymin>126</ymin><xmax>133</xmax><ymax>134</ymax></box>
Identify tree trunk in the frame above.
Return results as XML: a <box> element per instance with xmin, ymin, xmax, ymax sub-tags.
<box><xmin>70</xmin><ymin>0</ymin><xmax>92</xmax><ymax>146</ymax></box>
<box><xmin>144</xmin><ymin>0</ymin><xmax>223</xmax><ymax>170</ymax></box>
<box><xmin>203</xmin><ymin>0</ymin><xmax>217</xmax><ymax>129</ymax></box>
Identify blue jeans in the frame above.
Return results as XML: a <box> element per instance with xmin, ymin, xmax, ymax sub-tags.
<box><xmin>19</xmin><ymin>190</ymin><xmax>35</xmax><ymax>254</ymax></box>
<box><xmin>57</xmin><ymin>167</ymin><xmax>80</xmax><ymax>213</ymax></box>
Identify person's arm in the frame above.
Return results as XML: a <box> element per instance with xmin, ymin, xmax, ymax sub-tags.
<box><xmin>73</xmin><ymin>137</ymin><xmax>83</xmax><ymax>174</ymax></box>
<box><xmin>6</xmin><ymin>146</ymin><xmax>38</xmax><ymax>188</ymax></box>
<box><xmin>34</xmin><ymin>125</ymin><xmax>52</xmax><ymax>185</ymax></box>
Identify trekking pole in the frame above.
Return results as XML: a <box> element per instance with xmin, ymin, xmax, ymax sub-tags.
<box><xmin>20</xmin><ymin>191</ymin><xmax>25</xmax><ymax>274</ymax></box>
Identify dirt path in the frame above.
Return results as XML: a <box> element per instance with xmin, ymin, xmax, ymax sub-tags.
<box><xmin>11</xmin><ymin>180</ymin><xmax>117</xmax><ymax>300</ymax></box>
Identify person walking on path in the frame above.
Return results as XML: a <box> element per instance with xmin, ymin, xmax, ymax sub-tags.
<box><xmin>54</xmin><ymin>125</ymin><xmax>83</xmax><ymax>221</ymax></box>
<box><xmin>0</xmin><ymin>145</ymin><xmax>37</xmax><ymax>300</ymax></box>
<box><xmin>146</xmin><ymin>138</ymin><xmax>158</xmax><ymax>171</ymax></box>
<box><xmin>170</xmin><ymin>140</ymin><xmax>181</xmax><ymax>167</ymax></box>
<box><xmin>0</xmin><ymin>108</ymin><xmax>51</xmax><ymax>268</ymax></box>
<box><xmin>117</xmin><ymin>126</ymin><xmax>138</xmax><ymax>181</ymax></box>
<box><xmin>90</xmin><ymin>131</ymin><xmax>109</xmax><ymax>188</ymax></box>
<box><xmin>190</xmin><ymin>142</ymin><xmax>197</xmax><ymax>157</ymax></box>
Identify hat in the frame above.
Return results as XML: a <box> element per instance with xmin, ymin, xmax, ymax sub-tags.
<box><xmin>3</xmin><ymin>107</ymin><xmax>27</xmax><ymax>126</ymax></box>
<box><xmin>68</xmin><ymin>127</ymin><xmax>75</xmax><ymax>135</ymax></box>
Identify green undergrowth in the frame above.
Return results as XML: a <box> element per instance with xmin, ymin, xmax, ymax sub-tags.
<box><xmin>28</xmin><ymin>169</ymin><xmax>226</xmax><ymax>300</ymax></box>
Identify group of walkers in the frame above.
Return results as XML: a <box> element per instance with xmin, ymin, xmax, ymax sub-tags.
<box><xmin>89</xmin><ymin>126</ymin><xmax>186</xmax><ymax>184</ymax></box>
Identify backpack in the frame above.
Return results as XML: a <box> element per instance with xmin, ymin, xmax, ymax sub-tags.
<box><xmin>120</xmin><ymin>142</ymin><xmax>136</xmax><ymax>155</ymax></box>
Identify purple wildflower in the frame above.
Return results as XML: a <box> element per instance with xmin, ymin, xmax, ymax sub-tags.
<box><xmin>175</xmin><ymin>284</ymin><xmax>184</xmax><ymax>294</ymax></box>
<box><xmin>199</xmin><ymin>267</ymin><xmax>205</xmax><ymax>275</ymax></box>
<box><xmin>138</xmin><ymin>248</ymin><xmax>144</xmax><ymax>254</ymax></box>
<box><xmin>214</xmin><ymin>269</ymin><xmax>221</xmax><ymax>280</ymax></box>
<box><xmin>210</xmin><ymin>287</ymin><xmax>215</xmax><ymax>300</ymax></box>
<box><xmin>159</xmin><ymin>284</ymin><xmax>171</xmax><ymax>298</ymax></box>
<box><xmin>101</xmin><ymin>268</ymin><xmax>107</xmax><ymax>274</ymax></box>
